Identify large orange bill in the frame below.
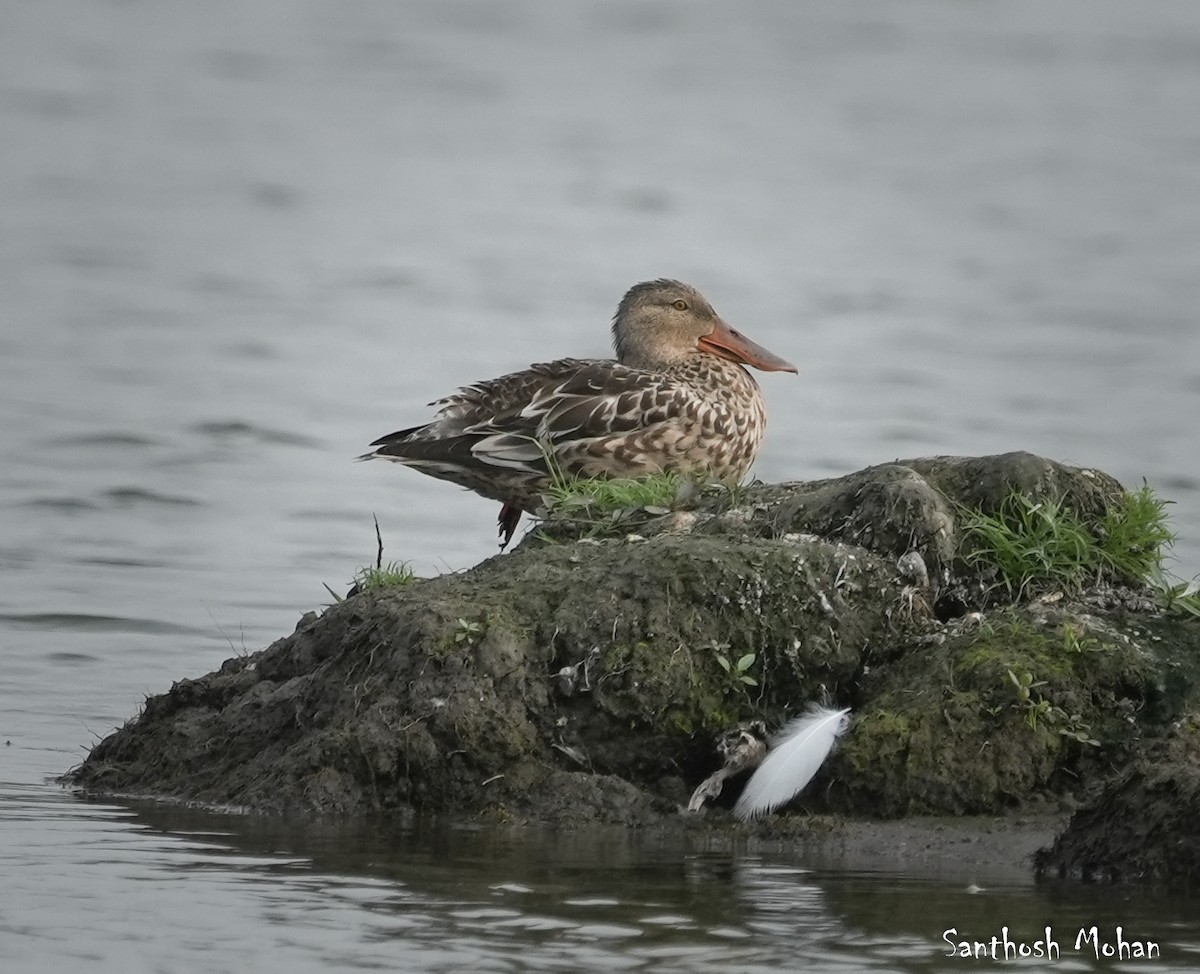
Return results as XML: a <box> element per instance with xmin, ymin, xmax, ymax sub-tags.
<box><xmin>698</xmin><ymin>318</ymin><xmax>797</xmax><ymax>373</ymax></box>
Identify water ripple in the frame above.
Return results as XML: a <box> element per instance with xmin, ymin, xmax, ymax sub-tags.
<box><xmin>44</xmin><ymin>652</ymin><xmax>101</xmax><ymax>665</ymax></box>
<box><xmin>44</xmin><ymin>432</ymin><xmax>166</xmax><ymax>449</ymax></box>
<box><xmin>101</xmin><ymin>487</ymin><xmax>201</xmax><ymax>508</ymax></box>
<box><xmin>0</xmin><ymin>612</ymin><xmax>208</xmax><ymax>636</ymax></box>
<box><xmin>190</xmin><ymin>420</ymin><xmax>322</xmax><ymax>449</ymax></box>
<box><xmin>21</xmin><ymin>496</ymin><xmax>100</xmax><ymax>512</ymax></box>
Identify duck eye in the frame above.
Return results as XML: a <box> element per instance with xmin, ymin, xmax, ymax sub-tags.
<box><xmin>672</xmin><ymin>299</ymin><xmax>689</xmax><ymax>311</ymax></box>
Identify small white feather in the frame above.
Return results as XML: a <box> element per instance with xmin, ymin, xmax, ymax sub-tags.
<box><xmin>733</xmin><ymin>705</ymin><xmax>850</xmax><ymax>821</ymax></box>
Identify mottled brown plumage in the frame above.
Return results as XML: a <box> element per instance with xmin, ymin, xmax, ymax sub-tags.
<box><xmin>363</xmin><ymin>279</ymin><xmax>796</xmax><ymax>546</ymax></box>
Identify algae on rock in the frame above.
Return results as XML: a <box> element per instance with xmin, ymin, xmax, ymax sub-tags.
<box><xmin>68</xmin><ymin>451</ymin><xmax>1197</xmax><ymax>863</ymax></box>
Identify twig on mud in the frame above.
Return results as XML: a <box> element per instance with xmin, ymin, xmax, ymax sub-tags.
<box><xmin>373</xmin><ymin>513</ymin><xmax>384</xmax><ymax>570</ymax></box>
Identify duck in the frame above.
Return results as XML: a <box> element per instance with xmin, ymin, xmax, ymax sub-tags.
<box><xmin>362</xmin><ymin>279</ymin><xmax>796</xmax><ymax>547</ymax></box>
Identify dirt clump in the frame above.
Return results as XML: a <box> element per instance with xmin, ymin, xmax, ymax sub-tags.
<box><xmin>66</xmin><ymin>453</ymin><xmax>1199</xmax><ymax>885</ymax></box>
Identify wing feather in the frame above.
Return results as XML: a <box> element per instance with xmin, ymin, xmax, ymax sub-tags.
<box><xmin>366</xmin><ymin>358</ymin><xmax>709</xmax><ymax>480</ymax></box>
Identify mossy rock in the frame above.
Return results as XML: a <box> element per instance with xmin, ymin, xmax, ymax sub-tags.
<box><xmin>72</xmin><ymin>529</ymin><xmax>912</xmax><ymax>817</ymax></box>
<box><xmin>67</xmin><ymin>453</ymin><xmax>1196</xmax><ymax>850</ymax></box>
<box><xmin>1035</xmin><ymin>724</ymin><xmax>1200</xmax><ymax>887</ymax></box>
<box><xmin>827</xmin><ymin>606</ymin><xmax>1163</xmax><ymax>816</ymax></box>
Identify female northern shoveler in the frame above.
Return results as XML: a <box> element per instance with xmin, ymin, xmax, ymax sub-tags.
<box><xmin>362</xmin><ymin>279</ymin><xmax>796</xmax><ymax>547</ymax></box>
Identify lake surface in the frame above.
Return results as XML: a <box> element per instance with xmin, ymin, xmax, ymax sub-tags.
<box><xmin>2</xmin><ymin>1</ymin><xmax>1199</xmax><ymax>970</ymax></box>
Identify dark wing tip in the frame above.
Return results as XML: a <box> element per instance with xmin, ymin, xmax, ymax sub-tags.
<box><xmin>369</xmin><ymin>424</ymin><xmax>425</xmax><ymax>448</ymax></box>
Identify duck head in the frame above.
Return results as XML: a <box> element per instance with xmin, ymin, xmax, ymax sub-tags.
<box><xmin>612</xmin><ymin>279</ymin><xmax>797</xmax><ymax>374</ymax></box>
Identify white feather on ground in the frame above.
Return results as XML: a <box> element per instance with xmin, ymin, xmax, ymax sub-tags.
<box><xmin>733</xmin><ymin>706</ymin><xmax>851</xmax><ymax>821</ymax></box>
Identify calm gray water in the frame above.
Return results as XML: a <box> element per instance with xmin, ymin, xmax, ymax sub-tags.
<box><xmin>3</xmin><ymin>1</ymin><xmax>1200</xmax><ymax>970</ymax></box>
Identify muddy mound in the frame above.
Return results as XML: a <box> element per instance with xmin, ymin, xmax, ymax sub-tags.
<box><xmin>1035</xmin><ymin>731</ymin><xmax>1200</xmax><ymax>888</ymax></box>
<box><xmin>1035</xmin><ymin>614</ymin><xmax>1200</xmax><ymax>889</ymax></box>
<box><xmin>67</xmin><ymin>453</ymin><xmax>1196</xmax><ymax>867</ymax></box>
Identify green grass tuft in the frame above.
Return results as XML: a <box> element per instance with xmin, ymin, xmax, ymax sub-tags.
<box><xmin>961</xmin><ymin>492</ymin><xmax>1101</xmax><ymax>599</ymax></box>
<box><xmin>323</xmin><ymin>560</ymin><xmax>417</xmax><ymax>603</ymax></box>
<box><xmin>351</xmin><ymin>560</ymin><xmax>416</xmax><ymax>592</ymax></box>
<box><xmin>532</xmin><ymin>432</ymin><xmax>704</xmax><ymax>523</ymax></box>
<box><xmin>543</xmin><ymin>469</ymin><xmax>687</xmax><ymax>515</ymax></box>
<box><xmin>961</xmin><ymin>485</ymin><xmax>1197</xmax><ymax>613</ymax></box>
<box><xmin>1095</xmin><ymin>484</ymin><xmax>1176</xmax><ymax>581</ymax></box>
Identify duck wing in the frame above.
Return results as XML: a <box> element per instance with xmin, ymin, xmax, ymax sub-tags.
<box><xmin>368</xmin><ymin>357</ymin><xmax>695</xmax><ymax>479</ymax></box>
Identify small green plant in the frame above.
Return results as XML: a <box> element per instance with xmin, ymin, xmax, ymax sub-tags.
<box><xmin>1006</xmin><ymin>668</ymin><xmax>1099</xmax><ymax>745</ymax></box>
<box><xmin>706</xmin><ymin>640</ymin><xmax>758</xmax><ymax>689</ymax></box>
<box><xmin>720</xmin><ymin>651</ymin><xmax>759</xmax><ymax>687</ymax></box>
<box><xmin>1059</xmin><ymin>622</ymin><xmax>1104</xmax><ymax>655</ymax></box>
<box><xmin>1056</xmin><ymin>716</ymin><xmax>1101</xmax><ymax>747</ymax></box>
<box><xmin>1007</xmin><ymin>668</ymin><xmax>1050</xmax><ymax>729</ymax></box>
<box><xmin>455</xmin><ymin>618</ymin><xmax>484</xmax><ymax>645</ymax></box>
<box><xmin>1146</xmin><ymin>564</ymin><xmax>1200</xmax><ymax>619</ymax></box>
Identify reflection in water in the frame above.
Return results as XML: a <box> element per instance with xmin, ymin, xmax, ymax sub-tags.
<box><xmin>5</xmin><ymin>790</ymin><xmax>1195</xmax><ymax>974</ymax></box>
